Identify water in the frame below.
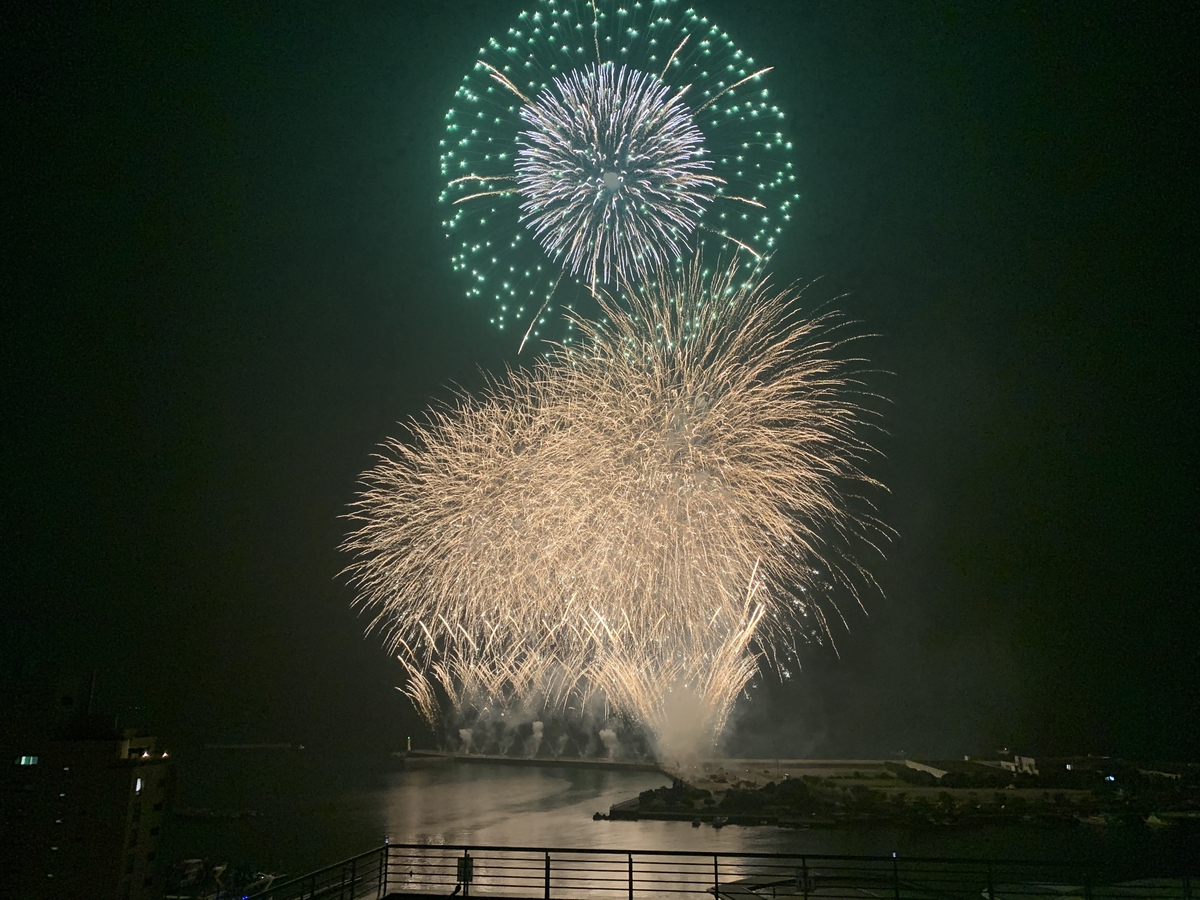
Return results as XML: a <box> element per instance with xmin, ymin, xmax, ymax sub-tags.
<box><xmin>160</xmin><ymin>750</ymin><xmax>1191</xmax><ymax>880</ymax></box>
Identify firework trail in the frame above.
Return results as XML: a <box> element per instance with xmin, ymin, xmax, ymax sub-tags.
<box><xmin>345</xmin><ymin>262</ymin><xmax>887</xmax><ymax>755</ymax></box>
<box><xmin>440</xmin><ymin>0</ymin><xmax>797</xmax><ymax>344</ymax></box>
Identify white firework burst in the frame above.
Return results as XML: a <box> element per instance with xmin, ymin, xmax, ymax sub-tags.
<box><xmin>515</xmin><ymin>62</ymin><xmax>721</xmax><ymax>287</ymax></box>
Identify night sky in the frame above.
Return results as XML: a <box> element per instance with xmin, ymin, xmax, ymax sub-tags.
<box><xmin>4</xmin><ymin>2</ymin><xmax>1195</xmax><ymax>760</ymax></box>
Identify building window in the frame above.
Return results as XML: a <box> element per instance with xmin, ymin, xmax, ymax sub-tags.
<box><xmin>17</xmin><ymin>756</ymin><xmax>39</xmax><ymax>766</ymax></box>
<box><xmin>135</xmin><ymin>777</ymin><xmax>143</xmax><ymax>793</ymax></box>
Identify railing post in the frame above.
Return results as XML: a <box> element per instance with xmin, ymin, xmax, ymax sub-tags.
<box><xmin>1184</xmin><ymin>874</ymin><xmax>1191</xmax><ymax>900</ymax></box>
<box><xmin>1084</xmin><ymin>870</ymin><xmax>1093</xmax><ymax>900</ymax></box>
<box><xmin>545</xmin><ymin>851</ymin><xmax>551</xmax><ymax>900</ymax></box>
<box><xmin>377</xmin><ymin>846</ymin><xmax>385</xmax><ymax>898</ymax></box>
<box><xmin>986</xmin><ymin>865</ymin><xmax>994</xmax><ymax>900</ymax></box>
<box><xmin>350</xmin><ymin>858</ymin><xmax>356</xmax><ymax>900</ymax></box>
<box><xmin>801</xmin><ymin>858</ymin><xmax>808</xmax><ymax>900</ymax></box>
<box><xmin>892</xmin><ymin>858</ymin><xmax>900</xmax><ymax>900</ymax></box>
<box><xmin>628</xmin><ymin>852</ymin><xmax>634</xmax><ymax>900</ymax></box>
<box><xmin>714</xmin><ymin>855</ymin><xmax>720</xmax><ymax>899</ymax></box>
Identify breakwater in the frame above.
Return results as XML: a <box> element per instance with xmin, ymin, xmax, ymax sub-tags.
<box><xmin>397</xmin><ymin>749</ymin><xmax>665</xmax><ymax>775</ymax></box>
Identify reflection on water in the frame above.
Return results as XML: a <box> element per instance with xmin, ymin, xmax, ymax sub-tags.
<box><xmin>163</xmin><ymin>754</ymin><xmax>1185</xmax><ymax>878</ymax></box>
<box><xmin>380</xmin><ymin>763</ymin><xmax>1110</xmax><ymax>861</ymax></box>
<box><xmin>384</xmin><ymin>763</ymin><xmax>669</xmax><ymax>847</ymax></box>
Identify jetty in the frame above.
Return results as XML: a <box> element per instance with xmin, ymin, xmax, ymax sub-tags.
<box><xmin>394</xmin><ymin>749</ymin><xmax>666</xmax><ymax>774</ymax></box>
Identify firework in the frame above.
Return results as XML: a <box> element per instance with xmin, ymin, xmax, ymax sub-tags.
<box><xmin>515</xmin><ymin>63</ymin><xmax>721</xmax><ymax>287</ymax></box>
<box><xmin>345</xmin><ymin>262</ymin><xmax>886</xmax><ymax>754</ymax></box>
<box><xmin>440</xmin><ymin>0</ymin><xmax>798</xmax><ymax>345</ymax></box>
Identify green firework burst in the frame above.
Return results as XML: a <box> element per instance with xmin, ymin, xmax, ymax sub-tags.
<box><xmin>439</xmin><ymin>0</ymin><xmax>800</xmax><ymax>347</ymax></box>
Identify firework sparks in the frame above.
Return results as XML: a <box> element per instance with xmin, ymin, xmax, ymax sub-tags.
<box><xmin>440</xmin><ymin>0</ymin><xmax>798</xmax><ymax>343</ymax></box>
<box><xmin>514</xmin><ymin>63</ymin><xmax>721</xmax><ymax>287</ymax></box>
<box><xmin>344</xmin><ymin>262</ymin><xmax>886</xmax><ymax>753</ymax></box>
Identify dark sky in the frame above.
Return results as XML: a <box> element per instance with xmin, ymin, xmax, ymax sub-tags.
<box><xmin>4</xmin><ymin>1</ymin><xmax>1195</xmax><ymax>760</ymax></box>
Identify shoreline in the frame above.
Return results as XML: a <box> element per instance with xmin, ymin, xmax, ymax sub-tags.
<box><xmin>396</xmin><ymin>749</ymin><xmax>667</xmax><ymax>775</ymax></box>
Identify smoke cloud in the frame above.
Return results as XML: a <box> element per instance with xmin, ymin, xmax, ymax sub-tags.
<box><xmin>598</xmin><ymin>728</ymin><xmax>619</xmax><ymax>759</ymax></box>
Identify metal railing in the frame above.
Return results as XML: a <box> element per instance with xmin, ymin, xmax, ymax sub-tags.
<box><xmin>247</xmin><ymin>844</ymin><xmax>1196</xmax><ymax>900</ymax></box>
<box><xmin>245</xmin><ymin>846</ymin><xmax>387</xmax><ymax>900</ymax></box>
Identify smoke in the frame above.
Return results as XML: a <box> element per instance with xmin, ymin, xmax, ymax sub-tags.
<box><xmin>653</xmin><ymin>686</ymin><xmax>717</xmax><ymax>766</ymax></box>
<box><xmin>443</xmin><ymin>698</ymin><xmax>655</xmax><ymax>762</ymax></box>
<box><xmin>528</xmin><ymin>720</ymin><xmax>544</xmax><ymax>758</ymax></box>
<box><xmin>498</xmin><ymin>723</ymin><xmax>517</xmax><ymax>756</ymax></box>
<box><xmin>598</xmin><ymin>728</ymin><xmax>620</xmax><ymax>759</ymax></box>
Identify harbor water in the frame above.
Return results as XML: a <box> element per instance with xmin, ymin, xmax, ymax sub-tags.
<box><xmin>159</xmin><ymin>749</ymin><xmax>1192</xmax><ymax>881</ymax></box>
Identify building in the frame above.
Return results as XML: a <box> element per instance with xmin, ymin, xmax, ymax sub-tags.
<box><xmin>2</xmin><ymin>719</ymin><xmax>170</xmax><ymax>900</ymax></box>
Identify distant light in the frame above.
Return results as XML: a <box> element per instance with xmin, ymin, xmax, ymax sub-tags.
<box><xmin>18</xmin><ymin>755</ymin><xmax>38</xmax><ymax>766</ymax></box>
<box><xmin>1105</xmin><ymin>775</ymin><xmax>1115</xmax><ymax>782</ymax></box>
<box><xmin>135</xmin><ymin>778</ymin><xmax>143</xmax><ymax>793</ymax></box>
<box><xmin>1066</xmin><ymin>764</ymin><xmax>1072</xmax><ymax>771</ymax></box>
